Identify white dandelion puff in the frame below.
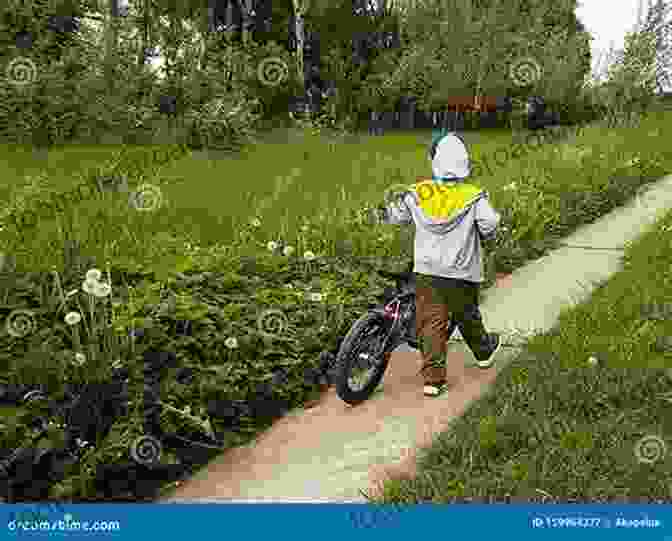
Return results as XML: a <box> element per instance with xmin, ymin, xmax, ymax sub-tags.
<box><xmin>92</xmin><ymin>282</ymin><xmax>111</xmax><ymax>298</ymax></box>
<box><xmin>85</xmin><ymin>269</ymin><xmax>103</xmax><ymax>282</ymax></box>
<box><xmin>64</xmin><ymin>311</ymin><xmax>82</xmax><ymax>326</ymax></box>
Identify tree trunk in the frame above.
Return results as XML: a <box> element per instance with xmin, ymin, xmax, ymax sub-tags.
<box><xmin>295</xmin><ymin>8</ymin><xmax>305</xmax><ymax>89</ymax></box>
<box><xmin>254</xmin><ymin>0</ymin><xmax>272</xmax><ymax>42</ymax></box>
<box><xmin>402</xmin><ymin>97</ymin><xmax>414</xmax><ymax>130</ymax></box>
<box><xmin>106</xmin><ymin>0</ymin><xmax>119</xmax><ymax>94</ymax></box>
<box><xmin>207</xmin><ymin>0</ymin><xmax>216</xmax><ymax>33</ymax></box>
<box><xmin>239</xmin><ymin>0</ymin><xmax>255</xmax><ymax>44</ymax></box>
<box><xmin>291</xmin><ymin>0</ymin><xmax>307</xmax><ymax>115</ymax></box>
<box><xmin>225</xmin><ymin>1</ymin><xmax>234</xmax><ymax>31</ymax></box>
<box><xmin>138</xmin><ymin>0</ymin><xmax>150</xmax><ymax>68</ymax></box>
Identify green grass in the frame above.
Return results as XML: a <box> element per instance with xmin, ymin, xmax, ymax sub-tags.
<box><xmin>1</xmin><ymin>105</ymin><xmax>671</xmax><ymax>501</ymax></box>
<box><xmin>154</xmin><ymin>127</ymin><xmax>522</xmax><ymax>247</ymax></box>
<box><xmin>0</xmin><ymin>127</ymin><xmax>524</xmax><ymax>277</ymax></box>
<box><xmin>0</xmin><ymin>144</ymin><xmax>136</xmax><ymax>187</ymax></box>
<box><xmin>0</xmin><ymin>124</ymin><xmax>571</xmax><ymax>277</ymax></box>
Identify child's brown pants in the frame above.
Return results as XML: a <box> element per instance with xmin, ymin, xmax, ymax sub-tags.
<box><xmin>415</xmin><ymin>273</ymin><xmax>492</xmax><ymax>385</ymax></box>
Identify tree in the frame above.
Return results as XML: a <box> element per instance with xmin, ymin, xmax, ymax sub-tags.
<box><xmin>636</xmin><ymin>0</ymin><xmax>672</xmax><ymax>94</ymax></box>
<box><xmin>299</xmin><ymin>0</ymin><xmax>403</xmax><ymax>126</ymax></box>
<box><xmin>595</xmin><ymin>0</ymin><xmax>672</xmax><ymax>124</ymax></box>
<box><xmin>374</xmin><ymin>0</ymin><xmax>590</xmax><ymax>131</ymax></box>
<box><xmin>286</xmin><ymin>0</ymin><xmax>343</xmax><ymax>116</ymax></box>
<box><xmin>138</xmin><ymin>0</ymin><xmax>151</xmax><ymax>67</ymax></box>
<box><xmin>291</xmin><ymin>0</ymin><xmax>306</xmax><ymax>103</ymax></box>
<box><xmin>238</xmin><ymin>0</ymin><xmax>255</xmax><ymax>44</ymax></box>
<box><xmin>105</xmin><ymin>0</ymin><xmax>119</xmax><ymax>96</ymax></box>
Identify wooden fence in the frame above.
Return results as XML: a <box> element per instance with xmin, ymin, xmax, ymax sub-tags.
<box><xmin>364</xmin><ymin>95</ymin><xmax>517</xmax><ymax>134</ymax></box>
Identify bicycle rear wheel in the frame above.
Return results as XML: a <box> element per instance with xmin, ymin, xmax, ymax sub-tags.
<box><xmin>335</xmin><ymin>312</ymin><xmax>396</xmax><ymax>405</ymax></box>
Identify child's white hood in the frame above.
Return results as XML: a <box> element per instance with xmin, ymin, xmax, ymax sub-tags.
<box><xmin>431</xmin><ymin>133</ymin><xmax>471</xmax><ymax>181</ymax></box>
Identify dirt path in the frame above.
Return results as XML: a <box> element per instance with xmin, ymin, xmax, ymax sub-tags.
<box><xmin>161</xmin><ymin>273</ymin><xmax>515</xmax><ymax>502</ymax></box>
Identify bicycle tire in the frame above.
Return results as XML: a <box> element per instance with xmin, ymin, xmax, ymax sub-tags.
<box><xmin>335</xmin><ymin>312</ymin><xmax>396</xmax><ymax>406</ymax></box>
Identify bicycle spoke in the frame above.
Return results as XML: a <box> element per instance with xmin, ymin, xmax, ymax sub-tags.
<box><xmin>347</xmin><ymin>322</ymin><xmax>389</xmax><ymax>391</ymax></box>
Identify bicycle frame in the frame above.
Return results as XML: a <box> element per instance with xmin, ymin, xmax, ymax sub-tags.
<box><xmin>377</xmin><ymin>286</ymin><xmax>457</xmax><ymax>347</ymax></box>
<box><xmin>368</xmin><ymin>292</ymin><xmax>415</xmax><ymax>355</ymax></box>
<box><xmin>382</xmin><ymin>298</ymin><xmax>402</xmax><ymax>321</ymax></box>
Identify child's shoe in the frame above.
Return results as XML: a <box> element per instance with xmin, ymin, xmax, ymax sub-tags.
<box><xmin>420</xmin><ymin>365</ymin><xmax>448</xmax><ymax>396</ymax></box>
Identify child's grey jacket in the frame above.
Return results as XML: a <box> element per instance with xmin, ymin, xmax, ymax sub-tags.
<box><xmin>380</xmin><ymin>133</ymin><xmax>500</xmax><ymax>283</ymax></box>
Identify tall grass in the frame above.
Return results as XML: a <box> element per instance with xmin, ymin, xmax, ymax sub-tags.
<box><xmin>0</xmin><ymin>127</ymin><xmax>523</xmax><ymax>275</ymax></box>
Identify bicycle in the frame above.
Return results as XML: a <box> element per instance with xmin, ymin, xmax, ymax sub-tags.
<box><xmin>334</xmin><ymin>263</ymin><xmax>460</xmax><ymax>406</ymax></box>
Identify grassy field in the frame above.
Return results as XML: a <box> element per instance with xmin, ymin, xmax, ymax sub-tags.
<box><xmin>1</xmin><ymin>105</ymin><xmax>671</xmax><ymax>500</ymax></box>
<box><xmin>0</xmin><ymin>127</ymin><xmax>516</xmax><ymax>286</ymax></box>
<box><xmin>0</xmin><ymin>125</ymin><xmax>573</xmax><ymax>277</ymax></box>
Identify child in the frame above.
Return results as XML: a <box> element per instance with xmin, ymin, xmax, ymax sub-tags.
<box><xmin>376</xmin><ymin>131</ymin><xmax>502</xmax><ymax>396</ymax></box>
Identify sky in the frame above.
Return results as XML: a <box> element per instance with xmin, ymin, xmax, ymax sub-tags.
<box><xmin>576</xmin><ymin>0</ymin><xmax>669</xmax><ymax>89</ymax></box>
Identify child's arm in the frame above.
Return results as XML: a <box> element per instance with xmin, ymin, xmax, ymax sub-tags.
<box><xmin>475</xmin><ymin>194</ymin><xmax>500</xmax><ymax>241</ymax></box>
